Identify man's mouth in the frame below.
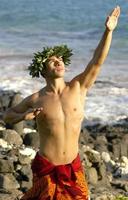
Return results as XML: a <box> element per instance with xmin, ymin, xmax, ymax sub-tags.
<box><xmin>56</xmin><ymin>66</ymin><xmax>64</xmax><ymax>71</ymax></box>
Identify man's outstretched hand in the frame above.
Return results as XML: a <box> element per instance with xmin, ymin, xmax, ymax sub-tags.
<box><xmin>105</xmin><ymin>6</ymin><xmax>120</xmax><ymax>31</ymax></box>
<box><xmin>24</xmin><ymin>107</ymin><xmax>43</xmax><ymax>120</ymax></box>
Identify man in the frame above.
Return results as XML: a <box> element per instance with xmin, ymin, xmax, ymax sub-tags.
<box><xmin>4</xmin><ymin>6</ymin><xmax>120</xmax><ymax>200</ymax></box>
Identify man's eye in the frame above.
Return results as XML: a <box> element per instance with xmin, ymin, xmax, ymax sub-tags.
<box><xmin>59</xmin><ymin>57</ymin><xmax>63</xmax><ymax>61</ymax></box>
<box><xmin>49</xmin><ymin>60</ymin><xmax>54</xmax><ymax>63</ymax></box>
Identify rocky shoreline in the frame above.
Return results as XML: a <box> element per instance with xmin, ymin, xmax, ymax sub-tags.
<box><xmin>0</xmin><ymin>90</ymin><xmax>128</xmax><ymax>200</ymax></box>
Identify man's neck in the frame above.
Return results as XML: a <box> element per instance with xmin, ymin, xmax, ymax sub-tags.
<box><xmin>45</xmin><ymin>77</ymin><xmax>66</xmax><ymax>95</ymax></box>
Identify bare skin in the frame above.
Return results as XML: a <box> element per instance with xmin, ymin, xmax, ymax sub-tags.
<box><xmin>4</xmin><ymin>7</ymin><xmax>120</xmax><ymax>165</ymax></box>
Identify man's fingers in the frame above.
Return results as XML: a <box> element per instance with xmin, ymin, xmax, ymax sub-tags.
<box><xmin>33</xmin><ymin>107</ymin><xmax>43</xmax><ymax>112</ymax></box>
<box><xmin>34</xmin><ymin>110</ymin><xmax>41</xmax><ymax>116</ymax></box>
<box><xmin>33</xmin><ymin>107</ymin><xmax>43</xmax><ymax>116</ymax></box>
<box><xmin>112</xmin><ymin>8</ymin><xmax>117</xmax><ymax>16</ymax></box>
<box><xmin>116</xmin><ymin>6</ymin><xmax>120</xmax><ymax>17</ymax></box>
<box><xmin>110</xmin><ymin>6</ymin><xmax>120</xmax><ymax>18</ymax></box>
<box><xmin>109</xmin><ymin>7</ymin><xmax>116</xmax><ymax>17</ymax></box>
<box><xmin>113</xmin><ymin>6</ymin><xmax>120</xmax><ymax>17</ymax></box>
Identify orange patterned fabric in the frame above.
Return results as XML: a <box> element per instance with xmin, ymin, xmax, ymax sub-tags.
<box><xmin>21</xmin><ymin>153</ymin><xmax>89</xmax><ymax>200</ymax></box>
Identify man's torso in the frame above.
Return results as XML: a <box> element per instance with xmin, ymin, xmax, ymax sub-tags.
<box><xmin>30</xmin><ymin>82</ymin><xmax>86</xmax><ymax>165</ymax></box>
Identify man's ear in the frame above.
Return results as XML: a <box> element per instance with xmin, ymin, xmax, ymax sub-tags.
<box><xmin>41</xmin><ymin>70</ymin><xmax>46</xmax><ymax>78</ymax></box>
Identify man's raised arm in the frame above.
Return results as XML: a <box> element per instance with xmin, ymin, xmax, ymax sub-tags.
<box><xmin>71</xmin><ymin>6</ymin><xmax>120</xmax><ymax>91</ymax></box>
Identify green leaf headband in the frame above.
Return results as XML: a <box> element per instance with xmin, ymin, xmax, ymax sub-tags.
<box><xmin>28</xmin><ymin>45</ymin><xmax>73</xmax><ymax>78</ymax></box>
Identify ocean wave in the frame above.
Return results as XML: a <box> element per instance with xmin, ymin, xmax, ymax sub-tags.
<box><xmin>109</xmin><ymin>87</ymin><xmax>128</xmax><ymax>95</ymax></box>
<box><xmin>0</xmin><ymin>53</ymin><xmax>32</xmax><ymax>60</ymax></box>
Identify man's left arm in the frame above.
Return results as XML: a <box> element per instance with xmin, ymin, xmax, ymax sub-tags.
<box><xmin>71</xmin><ymin>6</ymin><xmax>120</xmax><ymax>91</ymax></box>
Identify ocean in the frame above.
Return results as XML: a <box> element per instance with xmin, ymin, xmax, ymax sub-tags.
<box><xmin>0</xmin><ymin>0</ymin><xmax>128</xmax><ymax>124</ymax></box>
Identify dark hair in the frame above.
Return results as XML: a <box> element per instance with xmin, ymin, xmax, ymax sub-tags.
<box><xmin>28</xmin><ymin>45</ymin><xmax>73</xmax><ymax>78</ymax></box>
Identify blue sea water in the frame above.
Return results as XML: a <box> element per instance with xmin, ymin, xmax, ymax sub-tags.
<box><xmin>0</xmin><ymin>0</ymin><xmax>128</xmax><ymax>123</ymax></box>
<box><xmin>0</xmin><ymin>0</ymin><xmax>128</xmax><ymax>57</ymax></box>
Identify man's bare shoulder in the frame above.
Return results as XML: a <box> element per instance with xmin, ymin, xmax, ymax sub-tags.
<box><xmin>26</xmin><ymin>87</ymin><xmax>48</xmax><ymax>103</ymax></box>
<box><xmin>66</xmin><ymin>79</ymin><xmax>87</xmax><ymax>97</ymax></box>
<box><xmin>66</xmin><ymin>80</ymin><xmax>81</xmax><ymax>90</ymax></box>
<box><xmin>26</xmin><ymin>89</ymin><xmax>43</xmax><ymax>104</ymax></box>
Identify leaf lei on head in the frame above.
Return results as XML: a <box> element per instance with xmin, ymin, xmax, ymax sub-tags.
<box><xmin>28</xmin><ymin>45</ymin><xmax>73</xmax><ymax>78</ymax></box>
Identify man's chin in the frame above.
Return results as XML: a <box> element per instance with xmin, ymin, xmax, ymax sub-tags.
<box><xmin>54</xmin><ymin>74</ymin><xmax>64</xmax><ymax>79</ymax></box>
<box><xmin>55</xmin><ymin>71</ymin><xmax>65</xmax><ymax>77</ymax></box>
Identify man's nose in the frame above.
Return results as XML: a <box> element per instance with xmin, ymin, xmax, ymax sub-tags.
<box><xmin>54</xmin><ymin>60</ymin><xmax>60</xmax><ymax>66</ymax></box>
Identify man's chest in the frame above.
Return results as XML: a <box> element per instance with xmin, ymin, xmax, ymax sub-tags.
<box><xmin>33</xmin><ymin>91</ymin><xmax>84</xmax><ymax>122</ymax></box>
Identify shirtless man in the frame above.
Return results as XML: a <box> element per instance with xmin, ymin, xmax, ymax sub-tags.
<box><xmin>4</xmin><ymin>6</ymin><xmax>120</xmax><ymax>200</ymax></box>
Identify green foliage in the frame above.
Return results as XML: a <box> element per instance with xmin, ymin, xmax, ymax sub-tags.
<box><xmin>28</xmin><ymin>45</ymin><xmax>73</xmax><ymax>78</ymax></box>
<box><xmin>114</xmin><ymin>195</ymin><xmax>128</xmax><ymax>200</ymax></box>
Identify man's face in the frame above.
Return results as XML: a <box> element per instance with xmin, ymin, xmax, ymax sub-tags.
<box><xmin>45</xmin><ymin>56</ymin><xmax>65</xmax><ymax>78</ymax></box>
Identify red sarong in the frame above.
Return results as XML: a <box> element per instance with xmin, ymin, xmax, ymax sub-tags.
<box><xmin>21</xmin><ymin>152</ymin><xmax>89</xmax><ymax>200</ymax></box>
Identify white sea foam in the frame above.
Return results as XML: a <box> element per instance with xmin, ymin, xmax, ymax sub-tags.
<box><xmin>109</xmin><ymin>87</ymin><xmax>128</xmax><ymax>95</ymax></box>
<box><xmin>85</xmin><ymin>83</ymin><xmax>128</xmax><ymax>124</ymax></box>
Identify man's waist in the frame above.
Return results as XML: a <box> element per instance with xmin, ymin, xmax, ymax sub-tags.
<box><xmin>38</xmin><ymin>149</ymin><xmax>79</xmax><ymax>165</ymax></box>
<box><xmin>31</xmin><ymin>151</ymin><xmax>83</xmax><ymax>177</ymax></box>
